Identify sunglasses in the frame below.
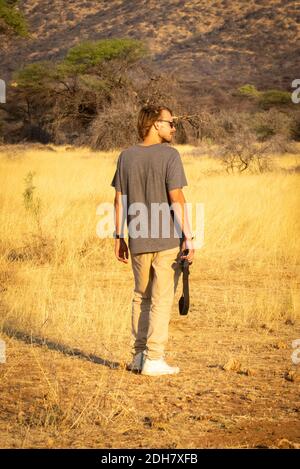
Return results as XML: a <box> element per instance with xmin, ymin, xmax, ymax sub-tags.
<box><xmin>156</xmin><ymin>120</ymin><xmax>176</xmax><ymax>129</ymax></box>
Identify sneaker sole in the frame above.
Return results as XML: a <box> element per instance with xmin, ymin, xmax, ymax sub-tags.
<box><xmin>141</xmin><ymin>369</ymin><xmax>180</xmax><ymax>376</ymax></box>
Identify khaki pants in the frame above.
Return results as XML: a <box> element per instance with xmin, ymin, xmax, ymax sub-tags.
<box><xmin>130</xmin><ymin>246</ymin><xmax>182</xmax><ymax>360</ymax></box>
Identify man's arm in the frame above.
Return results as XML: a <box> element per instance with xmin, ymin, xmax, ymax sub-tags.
<box><xmin>114</xmin><ymin>190</ymin><xmax>124</xmax><ymax>236</ymax></box>
<box><xmin>168</xmin><ymin>188</ymin><xmax>194</xmax><ymax>263</ymax></box>
<box><xmin>114</xmin><ymin>190</ymin><xmax>128</xmax><ymax>263</ymax></box>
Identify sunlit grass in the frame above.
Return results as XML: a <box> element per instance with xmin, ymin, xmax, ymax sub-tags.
<box><xmin>0</xmin><ymin>143</ymin><xmax>299</xmax><ymax>353</ymax></box>
<box><xmin>0</xmin><ymin>143</ymin><xmax>299</xmax><ymax>448</ymax></box>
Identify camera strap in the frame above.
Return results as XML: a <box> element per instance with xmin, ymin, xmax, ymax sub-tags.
<box><xmin>178</xmin><ymin>258</ymin><xmax>190</xmax><ymax>315</ymax></box>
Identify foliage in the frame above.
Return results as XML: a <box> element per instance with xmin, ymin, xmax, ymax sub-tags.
<box><xmin>13</xmin><ymin>62</ymin><xmax>55</xmax><ymax>90</ymax></box>
<box><xmin>65</xmin><ymin>38</ymin><xmax>147</xmax><ymax>71</ymax></box>
<box><xmin>238</xmin><ymin>83</ymin><xmax>291</xmax><ymax>109</ymax></box>
<box><xmin>5</xmin><ymin>38</ymin><xmax>168</xmax><ymax>148</ymax></box>
<box><xmin>0</xmin><ymin>0</ymin><xmax>28</xmax><ymax>36</ymax></box>
<box><xmin>3</xmin><ymin>39</ymin><xmax>298</xmax><ymax>150</ymax></box>
<box><xmin>238</xmin><ymin>84</ymin><xmax>260</xmax><ymax>98</ymax></box>
<box><xmin>258</xmin><ymin>89</ymin><xmax>292</xmax><ymax>109</ymax></box>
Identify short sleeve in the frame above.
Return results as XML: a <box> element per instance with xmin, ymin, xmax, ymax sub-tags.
<box><xmin>166</xmin><ymin>150</ymin><xmax>188</xmax><ymax>191</ymax></box>
<box><xmin>111</xmin><ymin>152</ymin><xmax>122</xmax><ymax>192</ymax></box>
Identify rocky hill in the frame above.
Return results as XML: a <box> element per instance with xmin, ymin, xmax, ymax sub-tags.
<box><xmin>1</xmin><ymin>0</ymin><xmax>299</xmax><ymax>104</ymax></box>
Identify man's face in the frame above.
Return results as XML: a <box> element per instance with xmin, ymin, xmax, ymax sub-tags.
<box><xmin>155</xmin><ymin>109</ymin><xmax>176</xmax><ymax>143</ymax></box>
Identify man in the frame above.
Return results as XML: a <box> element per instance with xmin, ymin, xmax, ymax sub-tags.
<box><xmin>111</xmin><ymin>104</ymin><xmax>194</xmax><ymax>376</ymax></box>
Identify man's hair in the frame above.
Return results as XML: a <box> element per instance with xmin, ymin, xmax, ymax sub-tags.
<box><xmin>137</xmin><ymin>104</ymin><xmax>172</xmax><ymax>140</ymax></box>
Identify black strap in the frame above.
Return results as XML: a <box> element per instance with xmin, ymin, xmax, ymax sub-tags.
<box><xmin>178</xmin><ymin>259</ymin><xmax>190</xmax><ymax>315</ymax></box>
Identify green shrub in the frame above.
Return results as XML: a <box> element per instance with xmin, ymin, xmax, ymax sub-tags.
<box><xmin>238</xmin><ymin>84</ymin><xmax>260</xmax><ymax>98</ymax></box>
<box><xmin>258</xmin><ymin>90</ymin><xmax>291</xmax><ymax>109</ymax></box>
<box><xmin>65</xmin><ymin>38</ymin><xmax>147</xmax><ymax>71</ymax></box>
<box><xmin>78</xmin><ymin>75</ymin><xmax>110</xmax><ymax>93</ymax></box>
<box><xmin>0</xmin><ymin>0</ymin><xmax>28</xmax><ymax>36</ymax></box>
<box><xmin>238</xmin><ymin>84</ymin><xmax>292</xmax><ymax>110</ymax></box>
<box><xmin>13</xmin><ymin>62</ymin><xmax>55</xmax><ymax>89</ymax></box>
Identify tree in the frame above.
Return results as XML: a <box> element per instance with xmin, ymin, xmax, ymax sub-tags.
<box><xmin>0</xmin><ymin>0</ymin><xmax>28</xmax><ymax>37</ymax></box>
<box><xmin>5</xmin><ymin>39</ymin><xmax>148</xmax><ymax>146</ymax></box>
<box><xmin>65</xmin><ymin>38</ymin><xmax>148</xmax><ymax>73</ymax></box>
<box><xmin>237</xmin><ymin>83</ymin><xmax>292</xmax><ymax>110</ymax></box>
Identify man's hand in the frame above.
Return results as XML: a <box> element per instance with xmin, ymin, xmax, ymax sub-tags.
<box><xmin>180</xmin><ymin>238</ymin><xmax>195</xmax><ymax>264</ymax></box>
<box><xmin>115</xmin><ymin>238</ymin><xmax>129</xmax><ymax>263</ymax></box>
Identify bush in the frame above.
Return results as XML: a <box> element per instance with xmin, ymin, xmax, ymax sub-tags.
<box><xmin>237</xmin><ymin>84</ymin><xmax>292</xmax><ymax>110</ymax></box>
<box><xmin>65</xmin><ymin>38</ymin><xmax>147</xmax><ymax>71</ymax></box>
<box><xmin>88</xmin><ymin>103</ymin><xmax>138</xmax><ymax>151</ymax></box>
<box><xmin>238</xmin><ymin>84</ymin><xmax>260</xmax><ymax>99</ymax></box>
<box><xmin>290</xmin><ymin>111</ymin><xmax>300</xmax><ymax>141</ymax></box>
<box><xmin>6</xmin><ymin>38</ymin><xmax>162</xmax><ymax>147</ymax></box>
<box><xmin>13</xmin><ymin>62</ymin><xmax>55</xmax><ymax>90</ymax></box>
<box><xmin>0</xmin><ymin>0</ymin><xmax>28</xmax><ymax>36</ymax></box>
<box><xmin>251</xmin><ymin>110</ymin><xmax>293</xmax><ymax>141</ymax></box>
<box><xmin>258</xmin><ymin>90</ymin><xmax>291</xmax><ymax>109</ymax></box>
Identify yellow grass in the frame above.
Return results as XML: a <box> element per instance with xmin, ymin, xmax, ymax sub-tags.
<box><xmin>1</xmin><ymin>143</ymin><xmax>299</xmax><ymax>336</ymax></box>
<box><xmin>0</xmin><ymin>143</ymin><xmax>299</xmax><ymax>448</ymax></box>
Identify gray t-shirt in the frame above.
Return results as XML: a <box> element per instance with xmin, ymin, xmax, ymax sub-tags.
<box><xmin>111</xmin><ymin>143</ymin><xmax>188</xmax><ymax>254</ymax></box>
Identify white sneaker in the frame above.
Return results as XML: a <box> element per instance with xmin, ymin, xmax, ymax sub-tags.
<box><xmin>126</xmin><ymin>351</ymin><xmax>145</xmax><ymax>372</ymax></box>
<box><xmin>141</xmin><ymin>357</ymin><xmax>180</xmax><ymax>376</ymax></box>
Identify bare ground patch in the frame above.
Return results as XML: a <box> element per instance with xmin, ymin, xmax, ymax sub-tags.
<box><xmin>0</xmin><ymin>309</ymin><xmax>299</xmax><ymax>449</ymax></box>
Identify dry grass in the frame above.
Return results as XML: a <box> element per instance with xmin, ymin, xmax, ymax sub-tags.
<box><xmin>0</xmin><ymin>143</ymin><xmax>299</xmax><ymax>448</ymax></box>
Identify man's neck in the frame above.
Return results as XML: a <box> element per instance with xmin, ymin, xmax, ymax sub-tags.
<box><xmin>140</xmin><ymin>136</ymin><xmax>163</xmax><ymax>146</ymax></box>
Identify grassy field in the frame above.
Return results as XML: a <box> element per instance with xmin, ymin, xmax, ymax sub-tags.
<box><xmin>0</xmin><ymin>143</ymin><xmax>299</xmax><ymax>448</ymax></box>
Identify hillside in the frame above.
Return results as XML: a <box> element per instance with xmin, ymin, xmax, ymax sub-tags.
<box><xmin>1</xmin><ymin>0</ymin><xmax>299</xmax><ymax>106</ymax></box>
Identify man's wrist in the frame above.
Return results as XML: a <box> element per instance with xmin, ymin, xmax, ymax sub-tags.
<box><xmin>183</xmin><ymin>233</ymin><xmax>194</xmax><ymax>241</ymax></box>
<box><xmin>113</xmin><ymin>231</ymin><xmax>124</xmax><ymax>239</ymax></box>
